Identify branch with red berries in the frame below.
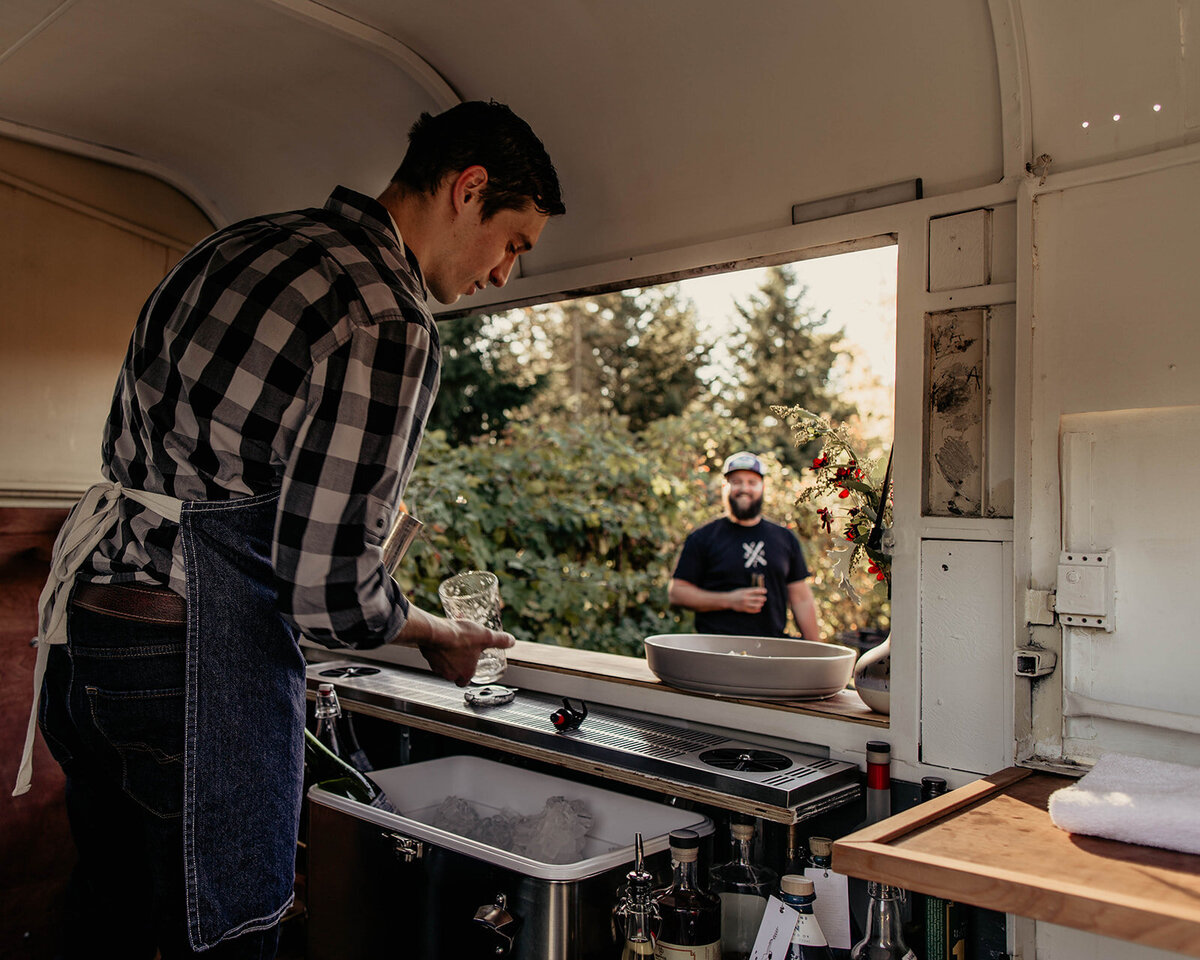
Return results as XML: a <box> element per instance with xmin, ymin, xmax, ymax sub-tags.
<box><xmin>772</xmin><ymin>405</ymin><xmax>893</xmax><ymax>600</ymax></box>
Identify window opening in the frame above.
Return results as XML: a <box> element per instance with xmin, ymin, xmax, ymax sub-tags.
<box><xmin>400</xmin><ymin>244</ymin><xmax>897</xmax><ymax>663</ymax></box>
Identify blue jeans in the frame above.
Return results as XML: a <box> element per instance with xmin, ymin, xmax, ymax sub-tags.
<box><xmin>38</xmin><ymin>604</ymin><xmax>281</xmax><ymax>959</ymax></box>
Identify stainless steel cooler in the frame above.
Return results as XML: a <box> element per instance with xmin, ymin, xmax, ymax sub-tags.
<box><xmin>306</xmin><ymin>755</ymin><xmax>713</xmax><ymax>959</ymax></box>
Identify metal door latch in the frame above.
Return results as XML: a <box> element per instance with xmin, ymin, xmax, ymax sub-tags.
<box><xmin>387</xmin><ymin>833</ymin><xmax>424</xmax><ymax>862</ymax></box>
<box><xmin>1055</xmin><ymin>550</ymin><xmax>1115</xmax><ymax>631</ymax></box>
<box><xmin>1014</xmin><ymin>647</ymin><xmax>1057</xmax><ymax>678</ymax></box>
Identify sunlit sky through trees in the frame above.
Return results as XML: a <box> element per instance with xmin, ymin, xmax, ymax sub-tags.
<box><xmin>681</xmin><ymin>244</ymin><xmax>897</xmax><ymax>436</ymax></box>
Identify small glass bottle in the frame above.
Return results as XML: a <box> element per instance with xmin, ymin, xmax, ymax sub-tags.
<box><xmin>779</xmin><ymin>875</ymin><xmax>834</xmax><ymax>960</ymax></box>
<box><xmin>850</xmin><ymin>883</ymin><xmax>916</xmax><ymax>960</ymax></box>
<box><xmin>710</xmin><ymin>816</ymin><xmax>777</xmax><ymax>960</ymax></box>
<box><xmin>653</xmin><ymin>829</ymin><xmax>722</xmax><ymax>959</ymax></box>
<box><xmin>314</xmin><ymin>682</ymin><xmax>344</xmax><ymax>757</ymax></box>
<box><xmin>784</xmin><ymin>822</ymin><xmax>807</xmax><ymax>876</ymax></box>
<box><xmin>617</xmin><ymin>834</ymin><xmax>660</xmax><ymax>959</ymax></box>
<box><xmin>314</xmin><ymin>681</ymin><xmax>374</xmax><ymax>772</ymax></box>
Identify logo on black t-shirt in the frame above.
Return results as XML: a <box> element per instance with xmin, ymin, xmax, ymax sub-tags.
<box><xmin>743</xmin><ymin>541</ymin><xmax>766</xmax><ymax>569</ymax></box>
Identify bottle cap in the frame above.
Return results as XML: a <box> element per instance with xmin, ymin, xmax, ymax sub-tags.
<box><xmin>808</xmin><ymin>836</ymin><xmax>833</xmax><ymax>857</ymax></box>
<box><xmin>865</xmin><ymin>740</ymin><xmax>891</xmax><ymax>763</ymax></box>
<box><xmin>669</xmin><ymin>829</ymin><xmax>700</xmax><ymax>861</ymax></box>
<box><xmin>315</xmin><ymin>682</ymin><xmax>341</xmax><ymax>719</ymax></box>
<box><xmin>921</xmin><ymin>776</ymin><xmax>948</xmax><ymax>799</ymax></box>
<box><xmin>730</xmin><ymin>821</ymin><xmax>755</xmax><ymax>841</ymax></box>
<box><xmin>668</xmin><ymin>829</ymin><xmax>700</xmax><ymax>849</ymax></box>
<box><xmin>780</xmin><ymin>875</ymin><xmax>815</xmax><ymax>897</ymax></box>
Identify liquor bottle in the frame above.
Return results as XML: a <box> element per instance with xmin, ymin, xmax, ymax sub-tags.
<box><xmin>919</xmin><ymin>778</ymin><xmax>967</xmax><ymax>960</ymax></box>
<box><xmin>303</xmin><ymin>726</ymin><xmax>398</xmax><ymax>813</ymax></box>
<box><xmin>779</xmin><ymin>875</ymin><xmax>834</xmax><ymax>960</ymax></box>
<box><xmin>652</xmin><ymin>829</ymin><xmax>721</xmax><ymax>959</ymax></box>
<box><xmin>710</xmin><ymin>816</ymin><xmax>777</xmax><ymax>960</ymax></box>
<box><xmin>850</xmin><ymin>742</ymin><xmax>894</xmax><ymax>950</ymax></box>
<box><xmin>313</xmin><ymin>682</ymin><xmax>344</xmax><ymax>756</ymax></box>
<box><xmin>864</xmin><ymin>741</ymin><xmax>892</xmax><ymax>824</ymax></box>
<box><xmin>806</xmin><ymin>837</ymin><xmax>854</xmax><ymax>959</ymax></box>
<box><xmin>616</xmin><ymin>834</ymin><xmax>660</xmax><ymax>959</ymax></box>
<box><xmin>850</xmin><ymin>883</ymin><xmax>916</xmax><ymax>960</ymax></box>
<box><xmin>314</xmin><ymin>681</ymin><xmax>373</xmax><ymax>772</ymax></box>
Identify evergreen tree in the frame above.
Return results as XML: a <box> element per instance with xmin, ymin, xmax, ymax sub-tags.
<box><xmin>425</xmin><ymin>313</ymin><xmax>544</xmax><ymax>445</ymax></box>
<box><xmin>724</xmin><ymin>265</ymin><xmax>854</xmax><ymax>466</ymax></box>
<box><xmin>520</xmin><ymin>286</ymin><xmax>713</xmax><ymax>430</ymax></box>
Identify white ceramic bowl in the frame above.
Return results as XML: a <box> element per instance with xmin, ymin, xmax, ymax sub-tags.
<box><xmin>643</xmin><ymin>634</ymin><xmax>856</xmax><ymax>700</ymax></box>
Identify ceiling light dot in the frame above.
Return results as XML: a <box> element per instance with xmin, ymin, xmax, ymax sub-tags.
<box><xmin>1113</xmin><ymin>113</ymin><xmax>1121</xmax><ymax>121</ymax></box>
<box><xmin>1081</xmin><ymin>121</ymin><xmax>1090</xmax><ymax>129</ymax></box>
<box><xmin>1153</xmin><ymin>103</ymin><xmax>1162</xmax><ymax>112</ymax></box>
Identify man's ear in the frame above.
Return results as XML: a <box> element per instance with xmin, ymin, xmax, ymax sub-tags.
<box><xmin>451</xmin><ymin>165</ymin><xmax>489</xmax><ymax>212</ymax></box>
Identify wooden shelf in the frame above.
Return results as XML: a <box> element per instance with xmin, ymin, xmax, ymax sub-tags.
<box><xmin>833</xmin><ymin>767</ymin><xmax>1200</xmax><ymax>957</ymax></box>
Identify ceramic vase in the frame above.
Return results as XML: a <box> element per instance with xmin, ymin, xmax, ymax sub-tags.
<box><xmin>852</xmin><ymin>636</ymin><xmax>890</xmax><ymax>714</ymax></box>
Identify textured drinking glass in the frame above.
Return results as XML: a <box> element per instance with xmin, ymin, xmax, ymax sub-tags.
<box><xmin>437</xmin><ymin>570</ymin><xmax>507</xmax><ymax>684</ymax></box>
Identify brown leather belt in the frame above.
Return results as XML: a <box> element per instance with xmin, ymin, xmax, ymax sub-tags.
<box><xmin>71</xmin><ymin>581</ymin><xmax>187</xmax><ymax>626</ymax></box>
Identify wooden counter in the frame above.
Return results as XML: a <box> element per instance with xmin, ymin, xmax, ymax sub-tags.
<box><xmin>833</xmin><ymin>767</ymin><xmax>1200</xmax><ymax>957</ymax></box>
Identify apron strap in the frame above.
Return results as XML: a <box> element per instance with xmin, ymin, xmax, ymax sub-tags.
<box><xmin>12</xmin><ymin>481</ymin><xmax>186</xmax><ymax>797</ymax></box>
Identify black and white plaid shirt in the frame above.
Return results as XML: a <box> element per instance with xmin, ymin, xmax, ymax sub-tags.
<box><xmin>82</xmin><ymin>187</ymin><xmax>441</xmax><ymax>649</ymax></box>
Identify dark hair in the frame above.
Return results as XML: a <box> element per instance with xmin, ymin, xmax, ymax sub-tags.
<box><xmin>392</xmin><ymin>100</ymin><xmax>565</xmax><ymax>219</ymax></box>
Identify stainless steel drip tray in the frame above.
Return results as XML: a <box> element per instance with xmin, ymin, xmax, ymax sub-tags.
<box><xmin>306</xmin><ymin>659</ymin><xmax>860</xmax><ymax>817</ymax></box>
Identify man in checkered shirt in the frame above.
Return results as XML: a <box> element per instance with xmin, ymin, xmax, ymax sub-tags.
<box><xmin>26</xmin><ymin>101</ymin><xmax>564</xmax><ymax>957</ymax></box>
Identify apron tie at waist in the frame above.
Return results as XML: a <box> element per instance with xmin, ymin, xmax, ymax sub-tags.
<box><xmin>13</xmin><ymin>480</ymin><xmax>187</xmax><ymax>797</ymax></box>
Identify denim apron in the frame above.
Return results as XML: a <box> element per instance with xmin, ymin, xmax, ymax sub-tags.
<box><xmin>16</xmin><ymin>483</ymin><xmax>304</xmax><ymax>951</ymax></box>
<box><xmin>179</xmin><ymin>490</ymin><xmax>305</xmax><ymax>950</ymax></box>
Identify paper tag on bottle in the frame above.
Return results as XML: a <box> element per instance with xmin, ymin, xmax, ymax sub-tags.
<box><xmin>654</xmin><ymin>940</ymin><xmax>720</xmax><ymax>959</ymax></box>
<box><xmin>748</xmin><ymin>896</ymin><xmax>798</xmax><ymax>960</ymax></box>
<box><xmin>803</xmin><ymin>866</ymin><xmax>852</xmax><ymax>949</ymax></box>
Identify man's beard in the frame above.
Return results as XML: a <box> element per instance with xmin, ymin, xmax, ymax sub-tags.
<box><xmin>728</xmin><ymin>493</ymin><xmax>763</xmax><ymax>522</ymax></box>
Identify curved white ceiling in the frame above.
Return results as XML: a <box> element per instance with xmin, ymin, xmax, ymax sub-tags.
<box><xmin>1</xmin><ymin>1</ymin><xmax>1195</xmax><ymax>280</ymax></box>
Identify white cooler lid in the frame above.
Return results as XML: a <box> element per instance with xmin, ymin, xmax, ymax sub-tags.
<box><xmin>309</xmin><ymin>754</ymin><xmax>713</xmax><ymax>881</ymax></box>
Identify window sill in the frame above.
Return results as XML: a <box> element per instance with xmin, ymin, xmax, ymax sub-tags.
<box><xmin>316</xmin><ymin>638</ymin><xmax>887</xmax><ymax>729</ymax></box>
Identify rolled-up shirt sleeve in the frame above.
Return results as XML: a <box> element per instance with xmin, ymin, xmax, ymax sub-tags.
<box><xmin>274</xmin><ymin>305</ymin><xmax>440</xmax><ymax>648</ymax></box>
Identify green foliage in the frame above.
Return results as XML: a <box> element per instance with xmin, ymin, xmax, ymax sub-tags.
<box><xmin>394</xmin><ymin>407</ymin><xmax>888</xmax><ymax>656</ymax></box>
<box><xmin>483</xmin><ymin>287</ymin><xmax>714</xmax><ymax>430</ymax></box>
<box><xmin>424</xmin><ymin>314</ymin><xmax>544</xmax><ymax>444</ymax></box>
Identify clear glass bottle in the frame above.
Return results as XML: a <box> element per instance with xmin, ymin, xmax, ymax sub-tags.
<box><xmin>616</xmin><ymin>834</ymin><xmax>660</xmax><ymax>960</ymax></box>
<box><xmin>652</xmin><ymin>829</ymin><xmax>721</xmax><ymax>959</ymax></box>
<box><xmin>314</xmin><ymin>681</ymin><xmax>373</xmax><ymax>772</ymax></box>
<box><xmin>313</xmin><ymin>682</ymin><xmax>344</xmax><ymax>757</ymax></box>
<box><xmin>784</xmin><ymin>822</ymin><xmax>807</xmax><ymax>876</ymax></box>
<box><xmin>779</xmin><ymin>875</ymin><xmax>834</xmax><ymax>960</ymax></box>
<box><xmin>850</xmin><ymin>883</ymin><xmax>916</xmax><ymax>960</ymax></box>
<box><xmin>710</xmin><ymin>817</ymin><xmax>777</xmax><ymax>960</ymax></box>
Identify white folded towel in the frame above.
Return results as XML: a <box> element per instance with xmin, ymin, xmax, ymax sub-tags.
<box><xmin>1048</xmin><ymin>752</ymin><xmax>1200</xmax><ymax>855</ymax></box>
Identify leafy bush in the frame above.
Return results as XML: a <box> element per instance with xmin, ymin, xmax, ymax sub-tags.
<box><xmin>395</xmin><ymin>408</ymin><xmax>888</xmax><ymax>657</ymax></box>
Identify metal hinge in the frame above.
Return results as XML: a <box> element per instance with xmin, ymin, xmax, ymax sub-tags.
<box><xmin>1023</xmin><ymin>549</ymin><xmax>1115</xmax><ymax>631</ymax></box>
<box><xmin>1024</xmin><ymin>588</ymin><xmax>1056</xmax><ymax>626</ymax></box>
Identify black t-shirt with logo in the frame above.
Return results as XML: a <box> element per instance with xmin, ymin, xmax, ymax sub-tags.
<box><xmin>671</xmin><ymin>516</ymin><xmax>810</xmax><ymax>637</ymax></box>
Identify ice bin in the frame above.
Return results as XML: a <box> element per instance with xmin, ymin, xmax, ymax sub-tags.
<box><xmin>306</xmin><ymin>754</ymin><xmax>713</xmax><ymax>959</ymax></box>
